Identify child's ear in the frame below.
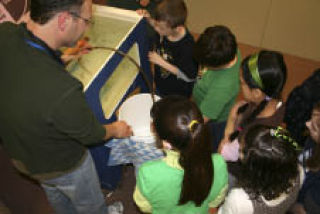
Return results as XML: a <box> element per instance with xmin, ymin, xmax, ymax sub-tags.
<box><xmin>163</xmin><ymin>141</ymin><xmax>173</xmax><ymax>150</ymax></box>
<box><xmin>175</xmin><ymin>25</ymin><xmax>184</xmax><ymax>32</ymax></box>
<box><xmin>252</xmin><ymin>88</ymin><xmax>264</xmax><ymax>101</ymax></box>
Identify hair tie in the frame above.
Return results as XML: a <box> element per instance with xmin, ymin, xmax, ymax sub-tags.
<box><xmin>270</xmin><ymin>126</ymin><xmax>301</xmax><ymax>151</ymax></box>
<box><xmin>248</xmin><ymin>53</ymin><xmax>264</xmax><ymax>89</ymax></box>
<box><xmin>237</xmin><ymin>126</ymin><xmax>243</xmax><ymax>132</ymax></box>
<box><xmin>188</xmin><ymin>120</ymin><xmax>199</xmax><ymax>131</ymax></box>
<box><xmin>265</xmin><ymin>96</ymin><xmax>272</xmax><ymax>101</ymax></box>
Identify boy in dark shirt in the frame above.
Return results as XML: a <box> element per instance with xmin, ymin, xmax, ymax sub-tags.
<box><xmin>140</xmin><ymin>0</ymin><xmax>198</xmax><ymax>97</ymax></box>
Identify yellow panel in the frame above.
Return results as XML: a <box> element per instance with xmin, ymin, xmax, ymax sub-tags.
<box><xmin>262</xmin><ymin>0</ymin><xmax>320</xmax><ymax>61</ymax></box>
<box><xmin>99</xmin><ymin>43</ymin><xmax>140</xmax><ymax>119</ymax></box>
<box><xmin>66</xmin><ymin>14</ymin><xmax>135</xmax><ymax>90</ymax></box>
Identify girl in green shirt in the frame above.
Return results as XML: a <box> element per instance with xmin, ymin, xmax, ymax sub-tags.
<box><xmin>134</xmin><ymin>96</ymin><xmax>228</xmax><ymax>213</ymax></box>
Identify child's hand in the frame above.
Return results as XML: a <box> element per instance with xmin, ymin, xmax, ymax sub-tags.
<box><xmin>209</xmin><ymin>207</ymin><xmax>218</xmax><ymax>214</ymax></box>
<box><xmin>136</xmin><ymin>9</ymin><xmax>150</xmax><ymax>18</ymax></box>
<box><xmin>139</xmin><ymin>0</ymin><xmax>150</xmax><ymax>7</ymax></box>
<box><xmin>218</xmin><ymin>137</ymin><xmax>230</xmax><ymax>153</ymax></box>
<box><xmin>148</xmin><ymin>51</ymin><xmax>165</xmax><ymax>65</ymax></box>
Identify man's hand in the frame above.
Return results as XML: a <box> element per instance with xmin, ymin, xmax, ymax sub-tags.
<box><xmin>61</xmin><ymin>37</ymin><xmax>92</xmax><ymax>64</ymax></box>
<box><xmin>104</xmin><ymin>121</ymin><xmax>133</xmax><ymax>139</ymax></box>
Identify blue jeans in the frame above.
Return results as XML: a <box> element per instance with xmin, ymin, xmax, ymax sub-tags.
<box><xmin>207</xmin><ymin>120</ymin><xmax>227</xmax><ymax>153</ymax></box>
<box><xmin>42</xmin><ymin>152</ymin><xmax>108</xmax><ymax>214</ymax></box>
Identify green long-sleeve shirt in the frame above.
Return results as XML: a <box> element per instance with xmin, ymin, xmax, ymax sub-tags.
<box><xmin>193</xmin><ymin>51</ymin><xmax>241</xmax><ymax>122</ymax></box>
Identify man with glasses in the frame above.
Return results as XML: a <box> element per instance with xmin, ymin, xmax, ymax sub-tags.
<box><xmin>69</xmin><ymin>11</ymin><xmax>93</xmax><ymax>25</ymax></box>
<box><xmin>0</xmin><ymin>0</ymin><xmax>132</xmax><ymax>213</ymax></box>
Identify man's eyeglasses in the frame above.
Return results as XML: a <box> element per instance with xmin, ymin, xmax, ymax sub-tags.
<box><xmin>69</xmin><ymin>12</ymin><xmax>93</xmax><ymax>25</ymax></box>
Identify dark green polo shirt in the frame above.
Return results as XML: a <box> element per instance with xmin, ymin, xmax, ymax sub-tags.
<box><xmin>0</xmin><ymin>22</ymin><xmax>106</xmax><ymax>180</ymax></box>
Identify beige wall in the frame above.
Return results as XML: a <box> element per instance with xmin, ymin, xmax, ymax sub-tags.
<box><xmin>185</xmin><ymin>0</ymin><xmax>320</xmax><ymax>61</ymax></box>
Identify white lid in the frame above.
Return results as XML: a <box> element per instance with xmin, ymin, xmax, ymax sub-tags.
<box><xmin>119</xmin><ymin>93</ymin><xmax>161</xmax><ymax>138</ymax></box>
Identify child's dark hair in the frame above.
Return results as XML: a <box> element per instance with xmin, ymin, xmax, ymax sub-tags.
<box><xmin>153</xmin><ymin>0</ymin><xmax>187</xmax><ymax>28</ymax></box>
<box><xmin>230</xmin><ymin>50</ymin><xmax>287</xmax><ymax>141</ymax></box>
<box><xmin>151</xmin><ymin>95</ymin><xmax>213</xmax><ymax>206</ymax></box>
<box><xmin>306</xmin><ymin>102</ymin><xmax>320</xmax><ymax>171</ymax></box>
<box><xmin>193</xmin><ymin>25</ymin><xmax>237</xmax><ymax>68</ymax></box>
<box><xmin>238</xmin><ymin>125</ymin><xmax>298</xmax><ymax>200</ymax></box>
<box><xmin>284</xmin><ymin>69</ymin><xmax>320</xmax><ymax>146</ymax></box>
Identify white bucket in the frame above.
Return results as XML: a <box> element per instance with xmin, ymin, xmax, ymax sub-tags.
<box><xmin>119</xmin><ymin>93</ymin><xmax>161</xmax><ymax>141</ymax></box>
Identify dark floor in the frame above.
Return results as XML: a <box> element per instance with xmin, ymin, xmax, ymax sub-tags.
<box><xmin>104</xmin><ymin>165</ymin><xmax>142</xmax><ymax>214</ymax></box>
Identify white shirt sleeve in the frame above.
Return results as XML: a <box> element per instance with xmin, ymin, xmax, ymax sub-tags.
<box><xmin>298</xmin><ymin>164</ymin><xmax>305</xmax><ymax>187</ymax></box>
<box><xmin>218</xmin><ymin>188</ymin><xmax>254</xmax><ymax>214</ymax></box>
<box><xmin>176</xmin><ymin>69</ymin><xmax>196</xmax><ymax>82</ymax></box>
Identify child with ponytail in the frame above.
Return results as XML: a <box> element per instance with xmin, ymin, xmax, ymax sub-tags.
<box><xmin>133</xmin><ymin>95</ymin><xmax>228</xmax><ymax>213</ymax></box>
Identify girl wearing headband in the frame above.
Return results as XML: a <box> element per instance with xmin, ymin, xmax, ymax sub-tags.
<box><xmin>218</xmin><ymin>124</ymin><xmax>303</xmax><ymax>214</ymax></box>
<box><xmin>133</xmin><ymin>95</ymin><xmax>228</xmax><ymax>213</ymax></box>
<box><xmin>219</xmin><ymin>50</ymin><xmax>287</xmax><ymax>162</ymax></box>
